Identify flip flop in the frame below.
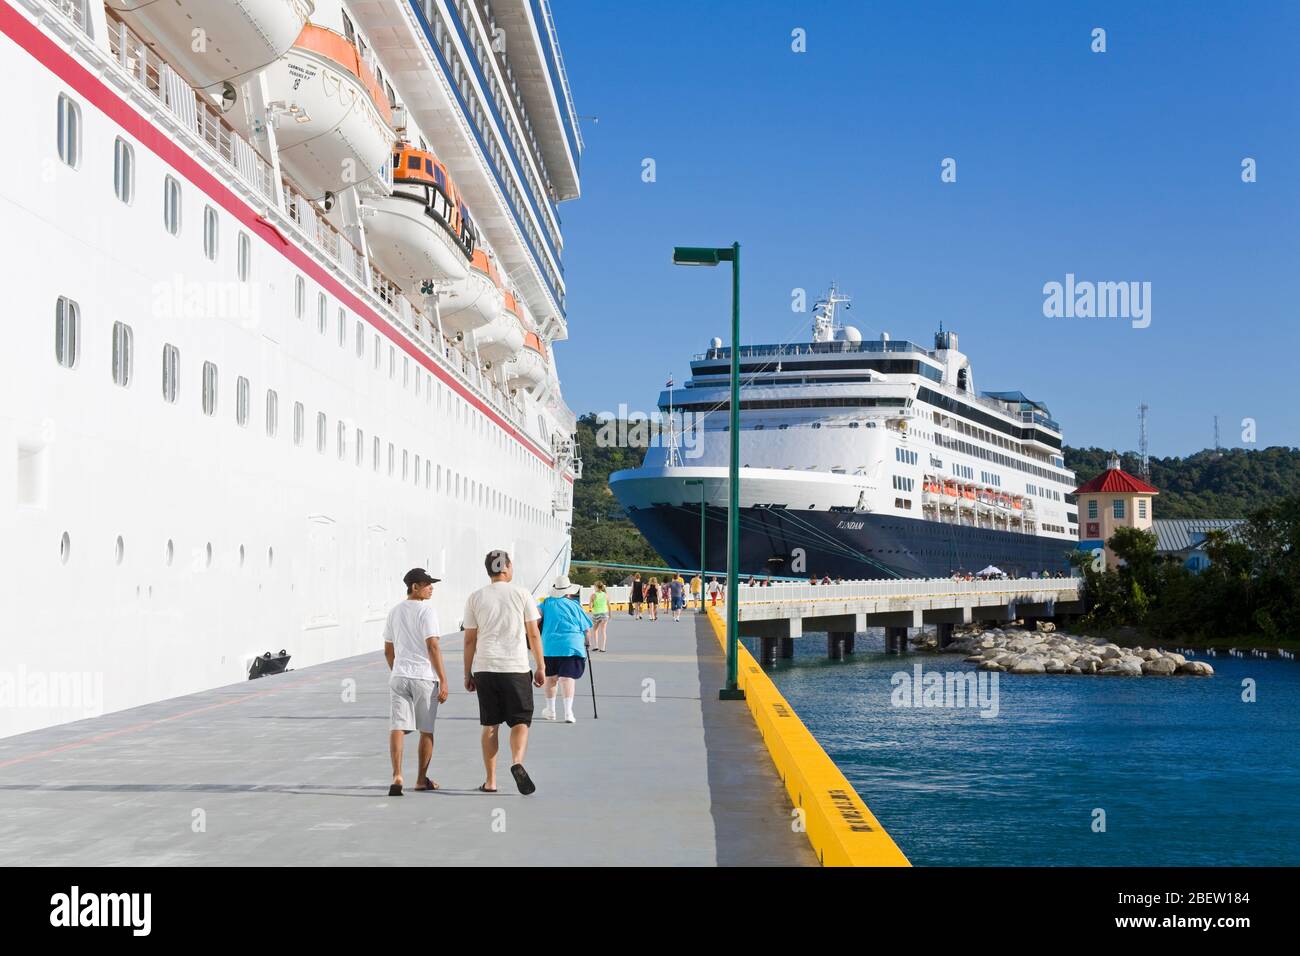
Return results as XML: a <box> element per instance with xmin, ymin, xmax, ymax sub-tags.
<box><xmin>414</xmin><ymin>777</ymin><xmax>439</xmax><ymax>791</ymax></box>
<box><xmin>388</xmin><ymin>783</ymin><xmax>403</xmax><ymax>797</ymax></box>
<box><xmin>510</xmin><ymin>763</ymin><xmax>536</xmax><ymax>796</ymax></box>
<box><xmin>478</xmin><ymin>784</ymin><xmax>497</xmax><ymax>793</ymax></box>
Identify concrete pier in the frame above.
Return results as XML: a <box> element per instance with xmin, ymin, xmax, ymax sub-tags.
<box><xmin>0</xmin><ymin>616</ymin><xmax>814</xmax><ymax>866</ymax></box>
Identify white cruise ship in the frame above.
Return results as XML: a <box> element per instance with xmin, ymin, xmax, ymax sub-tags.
<box><xmin>610</xmin><ymin>287</ymin><xmax>1079</xmax><ymax>580</ymax></box>
<box><xmin>0</xmin><ymin>0</ymin><xmax>583</xmax><ymax>737</ymax></box>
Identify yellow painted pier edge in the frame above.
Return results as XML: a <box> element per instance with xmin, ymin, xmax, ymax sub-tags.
<box><xmin>706</xmin><ymin>606</ymin><xmax>911</xmax><ymax>867</ymax></box>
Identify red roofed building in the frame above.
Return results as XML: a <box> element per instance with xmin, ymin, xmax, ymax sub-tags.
<box><xmin>1073</xmin><ymin>453</ymin><xmax>1159</xmax><ymax>569</ymax></box>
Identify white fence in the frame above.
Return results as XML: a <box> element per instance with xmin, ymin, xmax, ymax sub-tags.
<box><xmin>578</xmin><ymin>577</ymin><xmax>1080</xmax><ymax>609</ymax></box>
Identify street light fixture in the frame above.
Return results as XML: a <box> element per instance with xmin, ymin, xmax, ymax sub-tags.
<box><xmin>672</xmin><ymin>243</ymin><xmax>744</xmax><ymax>700</ymax></box>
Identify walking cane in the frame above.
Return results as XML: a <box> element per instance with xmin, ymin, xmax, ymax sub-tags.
<box><xmin>585</xmin><ymin>634</ymin><xmax>599</xmax><ymax>719</ymax></box>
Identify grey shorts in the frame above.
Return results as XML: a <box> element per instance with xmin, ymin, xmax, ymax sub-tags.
<box><xmin>389</xmin><ymin>675</ymin><xmax>439</xmax><ymax>733</ymax></box>
<box><xmin>592</xmin><ymin>612</ymin><xmax>608</xmax><ymax>622</ymax></box>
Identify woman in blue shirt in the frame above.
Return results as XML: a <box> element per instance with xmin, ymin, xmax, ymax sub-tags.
<box><xmin>538</xmin><ymin>575</ymin><xmax>592</xmax><ymax>723</ymax></box>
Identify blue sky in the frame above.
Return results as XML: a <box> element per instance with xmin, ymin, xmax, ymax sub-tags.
<box><xmin>551</xmin><ymin>0</ymin><xmax>1300</xmax><ymax>457</ymax></box>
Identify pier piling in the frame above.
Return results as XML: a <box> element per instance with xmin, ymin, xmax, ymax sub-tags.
<box><xmin>779</xmin><ymin>637</ymin><xmax>795</xmax><ymax>659</ymax></box>
<box><xmin>760</xmin><ymin>636</ymin><xmax>778</xmax><ymax>667</ymax></box>
<box><xmin>936</xmin><ymin>622</ymin><xmax>954</xmax><ymax>649</ymax></box>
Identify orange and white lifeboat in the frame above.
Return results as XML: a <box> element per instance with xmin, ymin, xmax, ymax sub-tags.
<box><xmin>441</xmin><ymin>249</ymin><xmax>504</xmax><ymax>339</ymax></box>
<box><xmin>107</xmin><ymin>0</ymin><xmax>313</xmax><ymax>92</ymax></box>
<box><xmin>475</xmin><ymin>290</ymin><xmax>527</xmax><ymax>367</ymax></box>
<box><xmin>263</xmin><ymin>24</ymin><xmax>395</xmax><ymax>196</ymax></box>
<box><xmin>505</xmin><ymin>331</ymin><xmax>549</xmax><ymax>394</ymax></box>
<box><xmin>365</xmin><ymin>145</ymin><xmax>470</xmax><ymax>296</ymax></box>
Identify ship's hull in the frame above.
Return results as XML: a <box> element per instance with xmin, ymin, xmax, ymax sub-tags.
<box><xmin>0</xmin><ymin>0</ymin><xmax>573</xmax><ymax>738</ymax></box>
<box><xmin>624</xmin><ymin>502</ymin><xmax>1076</xmax><ymax>580</ymax></box>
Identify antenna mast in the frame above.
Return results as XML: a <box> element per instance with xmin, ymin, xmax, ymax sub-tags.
<box><xmin>1213</xmin><ymin>415</ymin><xmax>1222</xmax><ymax>456</ymax></box>
<box><xmin>1138</xmin><ymin>402</ymin><xmax>1150</xmax><ymax>480</ymax></box>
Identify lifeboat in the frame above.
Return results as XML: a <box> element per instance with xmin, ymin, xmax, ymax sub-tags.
<box><xmin>107</xmin><ymin>0</ymin><xmax>314</xmax><ymax>93</ymax></box>
<box><xmin>262</xmin><ymin>24</ymin><xmax>394</xmax><ymax>197</ymax></box>
<box><xmin>475</xmin><ymin>290</ymin><xmax>527</xmax><ymax>367</ymax></box>
<box><xmin>505</xmin><ymin>331</ymin><xmax>549</xmax><ymax>394</ymax></box>
<box><xmin>441</xmin><ymin>249</ymin><xmax>504</xmax><ymax>339</ymax></box>
<box><xmin>365</xmin><ymin>145</ymin><xmax>471</xmax><ymax>296</ymax></box>
<box><xmin>942</xmin><ymin>481</ymin><xmax>958</xmax><ymax>497</ymax></box>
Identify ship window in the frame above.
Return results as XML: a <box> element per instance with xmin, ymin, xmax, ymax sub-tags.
<box><xmin>110</xmin><ymin>321</ymin><xmax>133</xmax><ymax>387</ymax></box>
<box><xmin>295</xmin><ymin>276</ymin><xmax>305</xmax><ymax>320</ymax></box>
<box><xmin>203</xmin><ymin>206</ymin><xmax>219</xmax><ymax>260</ymax></box>
<box><xmin>404</xmin><ymin>355</ymin><xmax>410</xmax><ymax>387</ymax></box>
<box><xmin>293</xmin><ymin>402</ymin><xmax>304</xmax><ymax>446</ymax></box>
<box><xmin>403</xmin><ymin>449</ymin><xmax>409</xmax><ymax>480</ymax></box>
<box><xmin>265</xmin><ymin>389</ymin><xmax>279</xmax><ymax>436</ymax></box>
<box><xmin>54</xmin><ymin>296</ymin><xmax>80</xmax><ymax>369</ymax></box>
<box><xmin>56</xmin><ymin>93</ymin><xmax>81</xmax><ymax>168</ymax></box>
<box><xmin>342</xmin><ymin>10</ymin><xmax>355</xmax><ymax>41</ymax></box>
<box><xmin>373</xmin><ymin>334</ymin><xmax>381</xmax><ymax>370</ymax></box>
<box><xmin>163</xmin><ymin>176</ymin><xmax>182</xmax><ymax>235</ymax></box>
<box><xmin>356</xmin><ymin>428</ymin><xmax>364</xmax><ymax>466</ymax></box>
<box><xmin>317</xmin><ymin>293</ymin><xmax>327</xmax><ymax>334</ymax></box>
<box><xmin>414</xmin><ymin>454</ymin><xmax>421</xmax><ymax>484</ymax></box>
<box><xmin>237</xmin><ymin>232</ymin><xmax>251</xmax><ymax>281</ymax></box>
<box><xmin>388</xmin><ymin>442</ymin><xmax>395</xmax><ymax>476</ymax></box>
<box><xmin>337</xmin><ymin>308</ymin><xmax>346</xmax><ymax>347</ymax></box>
<box><xmin>408</xmin><ymin>155</ymin><xmax>421</xmax><ymax>170</ymax></box>
<box><xmin>235</xmin><ymin>376</ymin><xmax>250</xmax><ymax>426</ymax></box>
<box><xmin>113</xmin><ymin>137</ymin><xmax>134</xmax><ymax>204</ymax></box>
<box><xmin>355</xmin><ymin>321</ymin><xmax>364</xmax><ymax>357</ymax></box>
<box><xmin>316</xmin><ymin>412</ymin><xmax>326</xmax><ymax>453</ymax></box>
<box><xmin>373</xmin><ymin>436</ymin><xmax>380</xmax><ymax>471</ymax></box>
<box><xmin>337</xmin><ymin>421</ymin><xmax>346</xmax><ymax>460</ymax></box>
<box><xmin>425</xmin><ymin>461</ymin><xmax>432</xmax><ymax>488</ymax></box>
<box><xmin>161</xmin><ymin>343</ymin><xmax>179</xmax><ymax>402</ymax></box>
<box><xmin>389</xmin><ymin>345</ymin><xmax>396</xmax><ymax>378</ymax></box>
<box><xmin>201</xmin><ymin>361</ymin><xmax>218</xmax><ymax>415</ymax></box>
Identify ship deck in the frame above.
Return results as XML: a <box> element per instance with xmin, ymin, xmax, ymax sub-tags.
<box><xmin>0</xmin><ymin>614</ymin><xmax>813</xmax><ymax>866</ymax></box>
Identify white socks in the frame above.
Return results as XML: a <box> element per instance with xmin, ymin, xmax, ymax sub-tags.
<box><xmin>562</xmin><ymin>695</ymin><xmax>575</xmax><ymax>720</ymax></box>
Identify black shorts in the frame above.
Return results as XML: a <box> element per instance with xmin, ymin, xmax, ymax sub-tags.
<box><xmin>473</xmin><ymin>671</ymin><xmax>534</xmax><ymax>727</ymax></box>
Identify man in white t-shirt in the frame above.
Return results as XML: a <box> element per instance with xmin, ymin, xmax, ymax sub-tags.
<box><xmin>383</xmin><ymin>568</ymin><xmax>449</xmax><ymax>797</ymax></box>
<box><xmin>463</xmin><ymin>550</ymin><xmax>544</xmax><ymax>795</ymax></box>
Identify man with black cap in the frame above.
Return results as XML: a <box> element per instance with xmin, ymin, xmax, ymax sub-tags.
<box><xmin>383</xmin><ymin>568</ymin><xmax>449</xmax><ymax>796</ymax></box>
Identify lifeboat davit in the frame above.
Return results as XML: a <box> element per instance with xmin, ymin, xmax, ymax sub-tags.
<box><xmin>107</xmin><ymin>0</ymin><xmax>314</xmax><ymax>92</ymax></box>
<box><xmin>475</xmin><ymin>291</ymin><xmax>527</xmax><ymax>367</ymax></box>
<box><xmin>263</xmin><ymin>24</ymin><xmax>394</xmax><ymax>196</ymax></box>
<box><xmin>506</xmin><ymin>331</ymin><xmax>549</xmax><ymax>394</ymax></box>
<box><xmin>365</xmin><ymin>145</ymin><xmax>472</xmax><ymax>296</ymax></box>
<box><xmin>440</xmin><ymin>249</ymin><xmax>504</xmax><ymax>339</ymax></box>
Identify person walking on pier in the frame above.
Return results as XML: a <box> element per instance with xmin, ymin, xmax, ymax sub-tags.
<box><xmin>645</xmin><ymin>577</ymin><xmax>660</xmax><ymax>621</ymax></box>
<box><xmin>630</xmin><ymin>573</ymin><xmax>644</xmax><ymax>619</ymax></box>
<box><xmin>384</xmin><ymin>568</ymin><xmax>449</xmax><ymax>797</ymax></box>
<box><xmin>690</xmin><ymin>574</ymin><xmax>702</xmax><ymax>610</ymax></box>
<box><xmin>708</xmin><ymin>576</ymin><xmax>720</xmax><ymax>607</ymax></box>
<box><xmin>463</xmin><ymin>550</ymin><xmax>545</xmax><ymax>795</ymax></box>
<box><xmin>588</xmin><ymin>581</ymin><xmax>610</xmax><ymax>652</ymax></box>
<box><xmin>539</xmin><ymin>575</ymin><xmax>591</xmax><ymax>723</ymax></box>
<box><xmin>669</xmin><ymin>575</ymin><xmax>685</xmax><ymax>622</ymax></box>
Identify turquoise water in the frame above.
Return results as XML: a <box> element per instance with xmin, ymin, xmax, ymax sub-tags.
<box><xmin>756</xmin><ymin>634</ymin><xmax>1300</xmax><ymax>866</ymax></box>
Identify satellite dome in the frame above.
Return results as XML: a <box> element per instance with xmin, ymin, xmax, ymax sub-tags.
<box><xmin>709</xmin><ymin>336</ymin><xmax>723</xmax><ymax>349</ymax></box>
<box><xmin>839</xmin><ymin>325</ymin><xmax>862</xmax><ymax>343</ymax></box>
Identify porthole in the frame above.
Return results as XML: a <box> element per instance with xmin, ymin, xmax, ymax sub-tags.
<box><xmin>59</xmin><ymin>531</ymin><xmax>71</xmax><ymax>564</ymax></box>
<box><xmin>205</xmin><ymin>542</ymin><xmax>213</xmax><ymax>568</ymax></box>
<box><xmin>114</xmin><ymin>535</ymin><xmax>124</xmax><ymax>565</ymax></box>
<box><xmin>165</xmin><ymin>539</ymin><xmax>175</xmax><ymax>566</ymax></box>
<box><xmin>267</xmin><ymin>546</ymin><xmax>275</xmax><ymax>569</ymax></box>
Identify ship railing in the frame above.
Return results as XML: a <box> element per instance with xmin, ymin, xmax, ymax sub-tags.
<box><xmin>281</xmin><ymin>183</ymin><xmax>369</xmax><ymax>284</ymax></box>
<box><xmin>693</xmin><ymin>339</ymin><xmax>927</xmax><ymax>361</ymax></box>
<box><xmin>45</xmin><ymin>0</ymin><xmax>89</xmax><ymax>32</ymax></box>
<box><xmin>105</xmin><ymin>9</ymin><xmax>277</xmax><ymax>203</ymax></box>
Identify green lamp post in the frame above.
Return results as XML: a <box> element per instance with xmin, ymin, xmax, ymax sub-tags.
<box><xmin>672</xmin><ymin>243</ymin><xmax>744</xmax><ymax>700</ymax></box>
